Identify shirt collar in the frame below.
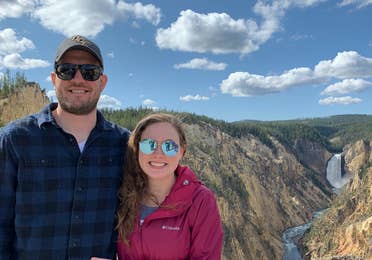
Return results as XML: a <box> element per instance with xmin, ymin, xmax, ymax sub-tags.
<box><xmin>37</xmin><ymin>102</ymin><xmax>112</xmax><ymax>131</ymax></box>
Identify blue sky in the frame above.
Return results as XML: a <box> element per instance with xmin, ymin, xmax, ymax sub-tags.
<box><xmin>0</xmin><ymin>0</ymin><xmax>371</xmax><ymax>122</ymax></box>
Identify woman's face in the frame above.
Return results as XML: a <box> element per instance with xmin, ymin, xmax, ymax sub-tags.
<box><xmin>138</xmin><ymin>122</ymin><xmax>184</xmax><ymax>181</ymax></box>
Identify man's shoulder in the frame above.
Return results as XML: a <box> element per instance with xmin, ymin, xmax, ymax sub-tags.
<box><xmin>0</xmin><ymin>114</ymin><xmax>39</xmax><ymax>136</ymax></box>
<box><xmin>106</xmin><ymin>120</ymin><xmax>130</xmax><ymax>135</ymax></box>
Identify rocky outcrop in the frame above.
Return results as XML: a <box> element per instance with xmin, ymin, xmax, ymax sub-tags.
<box><xmin>301</xmin><ymin>140</ymin><xmax>372</xmax><ymax>260</ymax></box>
<box><xmin>344</xmin><ymin>140</ymin><xmax>372</xmax><ymax>176</ymax></box>
<box><xmin>182</xmin><ymin>122</ymin><xmax>332</xmax><ymax>259</ymax></box>
<box><xmin>293</xmin><ymin>138</ymin><xmax>333</xmax><ymax>177</ymax></box>
<box><xmin>0</xmin><ymin>83</ymin><xmax>49</xmax><ymax>125</ymax></box>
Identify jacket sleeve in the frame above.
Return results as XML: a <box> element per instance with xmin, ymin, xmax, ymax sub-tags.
<box><xmin>188</xmin><ymin>186</ymin><xmax>223</xmax><ymax>259</ymax></box>
<box><xmin>0</xmin><ymin>130</ymin><xmax>17</xmax><ymax>259</ymax></box>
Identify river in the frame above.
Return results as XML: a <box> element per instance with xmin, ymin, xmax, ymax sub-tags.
<box><xmin>282</xmin><ymin>153</ymin><xmax>350</xmax><ymax>260</ymax></box>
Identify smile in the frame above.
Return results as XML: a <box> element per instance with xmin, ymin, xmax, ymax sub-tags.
<box><xmin>70</xmin><ymin>89</ymin><xmax>88</xmax><ymax>93</ymax></box>
<box><xmin>149</xmin><ymin>161</ymin><xmax>167</xmax><ymax>167</ymax></box>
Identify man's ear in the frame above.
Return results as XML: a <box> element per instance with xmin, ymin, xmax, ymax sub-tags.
<box><xmin>99</xmin><ymin>74</ymin><xmax>108</xmax><ymax>92</ymax></box>
<box><xmin>51</xmin><ymin>72</ymin><xmax>56</xmax><ymax>87</ymax></box>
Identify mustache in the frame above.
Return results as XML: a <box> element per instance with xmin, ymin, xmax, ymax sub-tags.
<box><xmin>68</xmin><ymin>82</ymin><xmax>90</xmax><ymax>88</ymax></box>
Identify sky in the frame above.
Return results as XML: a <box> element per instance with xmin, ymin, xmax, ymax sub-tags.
<box><xmin>0</xmin><ymin>0</ymin><xmax>371</xmax><ymax>122</ymax></box>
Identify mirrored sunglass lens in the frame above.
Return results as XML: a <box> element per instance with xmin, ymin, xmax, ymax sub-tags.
<box><xmin>56</xmin><ymin>64</ymin><xmax>76</xmax><ymax>80</ymax></box>
<box><xmin>139</xmin><ymin>139</ymin><xmax>157</xmax><ymax>154</ymax></box>
<box><xmin>162</xmin><ymin>140</ymin><xmax>179</xmax><ymax>156</ymax></box>
<box><xmin>80</xmin><ymin>64</ymin><xmax>102</xmax><ymax>81</ymax></box>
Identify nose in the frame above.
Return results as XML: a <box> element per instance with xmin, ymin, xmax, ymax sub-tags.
<box><xmin>152</xmin><ymin>145</ymin><xmax>163</xmax><ymax>155</ymax></box>
<box><xmin>71</xmin><ymin>68</ymin><xmax>85</xmax><ymax>82</ymax></box>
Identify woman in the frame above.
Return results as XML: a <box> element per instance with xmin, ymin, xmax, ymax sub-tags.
<box><xmin>116</xmin><ymin>113</ymin><xmax>223</xmax><ymax>259</ymax></box>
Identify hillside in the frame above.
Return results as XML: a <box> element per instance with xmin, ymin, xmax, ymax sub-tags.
<box><xmin>248</xmin><ymin>115</ymin><xmax>372</xmax><ymax>151</ymax></box>
<box><xmin>0</xmin><ymin>82</ymin><xmax>49</xmax><ymax>125</ymax></box>
<box><xmin>301</xmin><ymin>140</ymin><xmax>372</xmax><ymax>259</ymax></box>
<box><xmin>2</xmin><ymin>85</ymin><xmax>371</xmax><ymax>259</ymax></box>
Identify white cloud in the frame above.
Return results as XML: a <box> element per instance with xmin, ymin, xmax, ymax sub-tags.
<box><xmin>0</xmin><ymin>28</ymin><xmax>35</xmax><ymax>55</ymax></box>
<box><xmin>98</xmin><ymin>94</ymin><xmax>122</xmax><ymax>110</ymax></box>
<box><xmin>156</xmin><ymin>1</ymin><xmax>325</xmax><ymax>55</ymax></box>
<box><xmin>47</xmin><ymin>90</ymin><xmax>122</xmax><ymax>110</ymax></box>
<box><xmin>314</xmin><ymin>51</ymin><xmax>372</xmax><ymax>79</ymax></box>
<box><xmin>32</xmin><ymin>0</ymin><xmax>116</xmax><ymax>37</ymax></box>
<box><xmin>2</xmin><ymin>53</ymin><xmax>50</xmax><ymax>69</ymax></box>
<box><xmin>46</xmin><ymin>90</ymin><xmax>56</xmax><ymax>102</ymax></box>
<box><xmin>179</xmin><ymin>94</ymin><xmax>210</xmax><ymax>102</ymax></box>
<box><xmin>221</xmin><ymin>51</ymin><xmax>372</xmax><ymax>97</ymax></box>
<box><xmin>0</xmin><ymin>29</ymin><xmax>49</xmax><ymax>70</ymax></box>
<box><xmin>174</xmin><ymin>58</ymin><xmax>227</xmax><ymax>71</ymax></box>
<box><xmin>143</xmin><ymin>99</ymin><xmax>155</xmax><ymax>106</ymax></box>
<box><xmin>321</xmin><ymin>78</ymin><xmax>372</xmax><ymax>96</ymax></box>
<box><xmin>117</xmin><ymin>1</ymin><xmax>161</xmax><ymax>26</ymax></box>
<box><xmin>107</xmin><ymin>51</ymin><xmax>114</xmax><ymax>58</ymax></box>
<box><xmin>156</xmin><ymin>9</ymin><xmax>260</xmax><ymax>54</ymax></box>
<box><xmin>319</xmin><ymin>96</ymin><xmax>362</xmax><ymax>105</ymax></box>
<box><xmin>221</xmin><ymin>68</ymin><xmax>317</xmax><ymax>96</ymax></box>
<box><xmin>32</xmin><ymin>0</ymin><xmax>161</xmax><ymax>37</ymax></box>
<box><xmin>338</xmin><ymin>0</ymin><xmax>372</xmax><ymax>8</ymax></box>
<box><xmin>0</xmin><ymin>0</ymin><xmax>36</xmax><ymax>20</ymax></box>
<box><xmin>142</xmin><ymin>99</ymin><xmax>159</xmax><ymax>110</ymax></box>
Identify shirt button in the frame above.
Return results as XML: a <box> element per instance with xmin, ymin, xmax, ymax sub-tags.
<box><xmin>183</xmin><ymin>180</ymin><xmax>189</xmax><ymax>186</ymax></box>
<box><xmin>77</xmin><ymin>186</ymin><xmax>83</xmax><ymax>191</ymax></box>
<box><xmin>71</xmin><ymin>239</ymin><xmax>79</xmax><ymax>247</ymax></box>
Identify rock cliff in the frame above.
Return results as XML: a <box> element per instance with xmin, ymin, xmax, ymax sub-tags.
<box><xmin>182</xmin><ymin>122</ymin><xmax>332</xmax><ymax>259</ymax></box>
<box><xmin>301</xmin><ymin>140</ymin><xmax>372</xmax><ymax>260</ymax></box>
<box><xmin>0</xmin><ymin>83</ymin><xmax>49</xmax><ymax>125</ymax></box>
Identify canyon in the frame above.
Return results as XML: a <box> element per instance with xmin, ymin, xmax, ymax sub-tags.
<box><xmin>1</xmin><ymin>85</ymin><xmax>370</xmax><ymax>259</ymax></box>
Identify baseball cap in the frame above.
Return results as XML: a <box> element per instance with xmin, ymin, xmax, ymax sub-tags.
<box><xmin>54</xmin><ymin>35</ymin><xmax>103</xmax><ymax>68</ymax></box>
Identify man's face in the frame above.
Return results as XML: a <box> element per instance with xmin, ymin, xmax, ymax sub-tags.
<box><xmin>51</xmin><ymin>49</ymin><xmax>107</xmax><ymax>115</ymax></box>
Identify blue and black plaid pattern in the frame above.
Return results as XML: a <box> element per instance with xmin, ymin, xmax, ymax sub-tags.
<box><xmin>0</xmin><ymin>103</ymin><xmax>129</xmax><ymax>260</ymax></box>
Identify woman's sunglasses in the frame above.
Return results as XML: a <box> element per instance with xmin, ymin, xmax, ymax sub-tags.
<box><xmin>55</xmin><ymin>63</ymin><xmax>103</xmax><ymax>81</ymax></box>
<box><xmin>139</xmin><ymin>138</ymin><xmax>179</xmax><ymax>157</ymax></box>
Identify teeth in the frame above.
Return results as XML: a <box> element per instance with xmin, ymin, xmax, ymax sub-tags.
<box><xmin>150</xmin><ymin>162</ymin><xmax>166</xmax><ymax>167</ymax></box>
<box><xmin>71</xmin><ymin>90</ymin><xmax>87</xmax><ymax>93</ymax></box>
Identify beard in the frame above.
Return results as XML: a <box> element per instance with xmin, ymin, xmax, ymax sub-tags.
<box><xmin>59</xmin><ymin>97</ymin><xmax>99</xmax><ymax>115</ymax></box>
<box><xmin>56</xmin><ymin>83</ymin><xmax>100</xmax><ymax>115</ymax></box>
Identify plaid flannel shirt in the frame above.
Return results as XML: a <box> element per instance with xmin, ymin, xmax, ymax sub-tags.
<box><xmin>0</xmin><ymin>103</ymin><xmax>129</xmax><ymax>260</ymax></box>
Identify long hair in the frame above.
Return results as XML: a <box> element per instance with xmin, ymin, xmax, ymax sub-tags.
<box><xmin>116</xmin><ymin>113</ymin><xmax>187</xmax><ymax>244</ymax></box>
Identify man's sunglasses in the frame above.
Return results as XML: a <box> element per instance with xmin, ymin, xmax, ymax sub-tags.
<box><xmin>55</xmin><ymin>63</ymin><xmax>103</xmax><ymax>81</ymax></box>
<box><xmin>139</xmin><ymin>138</ymin><xmax>179</xmax><ymax>157</ymax></box>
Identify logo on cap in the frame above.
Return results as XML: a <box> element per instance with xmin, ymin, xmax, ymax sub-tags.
<box><xmin>71</xmin><ymin>35</ymin><xmax>90</xmax><ymax>47</ymax></box>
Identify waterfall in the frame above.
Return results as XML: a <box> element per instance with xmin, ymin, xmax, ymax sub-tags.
<box><xmin>283</xmin><ymin>153</ymin><xmax>350</xmax><ymax>259</ymax></box>
<box><xmin>326</xmin><ymin>153</ymin><xmax>351</xmax><ymax>191</ymax></box>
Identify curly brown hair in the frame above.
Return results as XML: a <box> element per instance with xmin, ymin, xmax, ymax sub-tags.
<box><xmin>116</xmin><ymin>113</ymin><xmax>187</xmax><ymax>244</ymax></box>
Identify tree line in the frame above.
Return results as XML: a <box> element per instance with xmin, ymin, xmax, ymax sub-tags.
<box><xmin>0</xmin><ymin>69</ymin><xmax>28</xmax><ymax>99</ymax></box>
<box><xmin>1</xmin><ymin>69</ymin><xmax>370</xmax><ymax>150</ymax></box>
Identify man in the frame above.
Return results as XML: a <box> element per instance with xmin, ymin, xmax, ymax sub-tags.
<box><xmin>0</xmin><ymin>35</ymin><xmax>130</xmax><ymax>259</ymax></box>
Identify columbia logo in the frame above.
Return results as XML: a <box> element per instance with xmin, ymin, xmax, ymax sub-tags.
<box><xmin>162</xmin><ymin>225</ymin><xmax>180</xmax><ymax>231</ymax></box>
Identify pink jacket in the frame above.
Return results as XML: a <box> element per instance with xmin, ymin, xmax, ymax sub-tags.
<box><xmin>117</xmin><ymin>165</ymin><xmax>223</xmax><ymax>259</ymax></box>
